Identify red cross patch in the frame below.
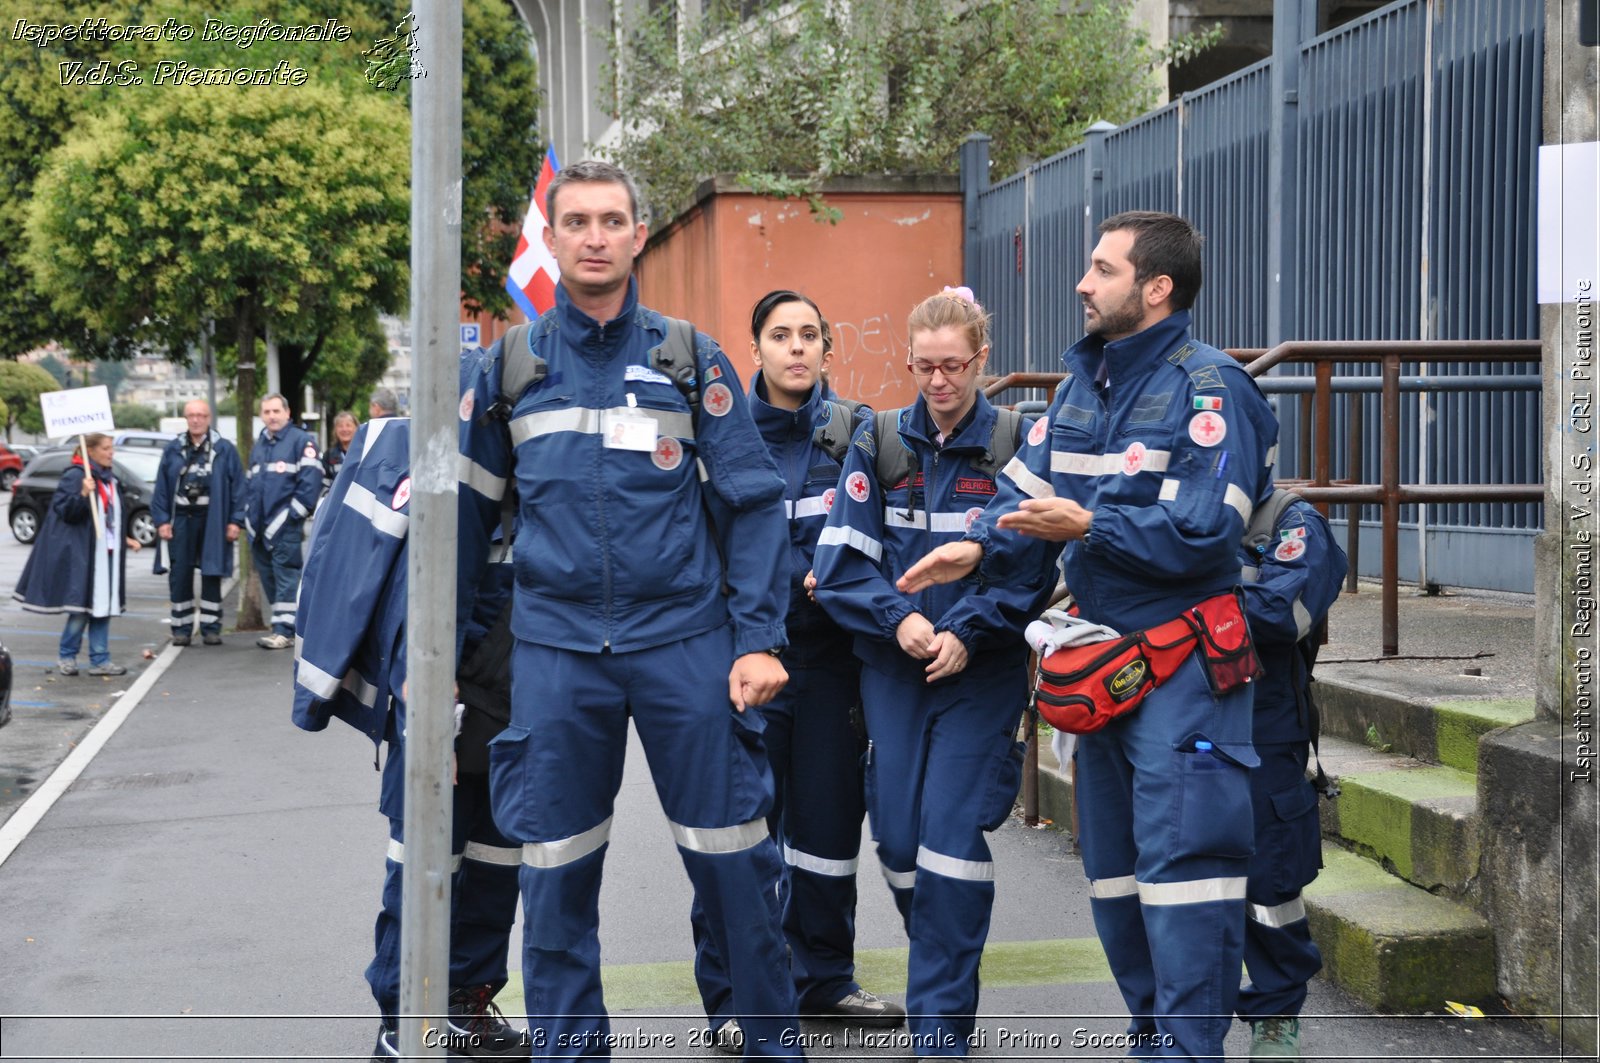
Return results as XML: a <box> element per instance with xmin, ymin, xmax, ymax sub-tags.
<box><xmin>1274</xmin><ymin>537</ymin><xmax>1306</xmax><ymax>563</ymax></box>
<box><xmin>392</xmin><ymin>477</ymin><xmax>411</xmax><ymax>510</ymax></box>
<box><xmin>652</xmin><ymin>436</ymin><xmax>683</xmax><ymax>471</ymax></box>
<box><xmin>1027</xmin><ymin>417</ymin><xmax>1048</xmax><ymax>447</ymax></box>
<box><xmin>846</xmin><ymin>471</ymin><xmax>871</xmax><ymax>503</ymax></box>
<box><xmin>459</xmin><ymin>390</ymin><xmax>475</xmax><ymax>421</ymax></box>
<box><xmin>964</xmin><ymin>506</ymin><xmax>985</xmax><ymax>531</ymax></box>
<box><xmin>822</xmin><ymin>487</ymin><xmax>837</xmax><ymax>512</ymax></box>
<box><xmin>703</xmin><ymin>383</ymin><xmax>733</xmax><ymax>418</ymax></box>
<box><xmin>1121</xmin><ymin>441</ymin><xmax>1147</xmax><ymax>475</ymax></box>
<box><xmin>1188</xmin><ymin>411</ymin><xmax>1226</xmax><ymax>448</ymax></box>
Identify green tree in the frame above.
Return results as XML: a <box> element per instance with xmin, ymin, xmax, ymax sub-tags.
<box><xmin>93</xmin><ymin>359</ymin><xmax>129</xmax><ymax>400</ymax></box>
<box><xmin>111</xmin><ymin>402</ymin><xmax>163</xmax><ymax>430</ymax></box>
<box><xmin>36</xmin><ymin>354</ymin><xmax>72</xmax><ymax>387</ymax></box>
<box><xmin>0</xmin><ymin>362</ymin><xmax>63</xmax><ymax>437</ymax></box>
<box><xmin>607</xmin><ymin>0</ymin><xmax>1218</xmax><ymax>221</ymax></box>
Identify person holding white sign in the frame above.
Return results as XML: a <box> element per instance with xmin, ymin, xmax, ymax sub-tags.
<box><xmin>12</xmin><ymin>432</ymin><xmax>143</xmax><ymax>676</ymax></box>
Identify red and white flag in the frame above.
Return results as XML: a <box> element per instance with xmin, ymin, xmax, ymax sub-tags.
<box><xmin>504</xmin><ymin>147</ymin><xmax>560</xmax><ymax>319</ymax></box>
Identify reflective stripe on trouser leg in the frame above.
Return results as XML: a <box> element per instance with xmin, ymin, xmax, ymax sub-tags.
<box><xmin>1239</xmin><ymin>740</ymin><xmax>1322</xmax><ymax>1021</ymax></box>
<box><xmin>197</xmin><ymin>574</ymin><xmax>223</xmax><ymax>632</ymax></box>
<box><xmin>450</xmin><ymin>772</ymin><xmax>521</xmax><ymax>993</ymax></box>
<box><xmin>626</xmin><ymin>629</ymin><xmax>799</xmax><ymax>1058</ymax></box>
<box><xmin>168</xmin><ymin>512</ymin><xmax>202</xmax><ymax>629</ymax></box>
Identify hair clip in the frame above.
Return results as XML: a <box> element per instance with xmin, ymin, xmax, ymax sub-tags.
<box><xmin>941</xmin><ymin>285</ymin><xmax>982</xmax><ymax>313</ymax></box>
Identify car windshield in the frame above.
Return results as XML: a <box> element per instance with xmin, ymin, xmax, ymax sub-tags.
<box><xmin>113</xmin><ymin>449</ymin><xmax>162</xmax><ymax>485</ymax></box>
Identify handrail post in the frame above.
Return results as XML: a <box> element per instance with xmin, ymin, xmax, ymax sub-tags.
<box><xmin>1314</xmin><ymin>360</ymin><xmax>1334</xmax><ymax>485</ymax></box>
<box><xmin>1346</xmin><ymin>396</ymin><xmax>1362</xmax><ymax>593</ymax></box>
<box><xmin>1382</xmin><ymin>353</ymin><xmax>1402</xmax><ymax>656</ymax></box>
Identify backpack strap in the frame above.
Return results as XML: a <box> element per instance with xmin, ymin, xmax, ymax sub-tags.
<box><xmin>972</xmin><ymin>407</ymin><xmax>1024</xmax><ymax>480</ymax></box>
<box><xmin>649</xmin><ymin>317</ymin><xmax>700</xmax><ymax>410</ymax></box>
<box><xmin>873</xmin><ymin>408</ymin><xmax>916</xmax><ymax>490</ymax></box>
<box><xmin>1243</xmin><ymin>487</ymin><xmax>1299</xmax><ymax>555</ymax></box>
<box><xmin>491</xmin><ymin>321</ymin><xmax>549</xmax><ymax>420</ymax></box>
<box><xmin>812</xmin><ymin>398</ymin><xmax>861</xmax><ymax>463</ymax></box>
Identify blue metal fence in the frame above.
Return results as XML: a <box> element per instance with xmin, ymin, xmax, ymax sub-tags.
<box><xmin>961</xmin><ymin>0</ymin><xmax>1544</xmax><ymax>591</ymax></box>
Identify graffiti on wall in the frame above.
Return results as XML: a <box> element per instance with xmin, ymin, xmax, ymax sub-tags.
<box><xmin>827</xmin><ymin>311</ymin><xmax>916</xmax><ymax>405</ymax></box>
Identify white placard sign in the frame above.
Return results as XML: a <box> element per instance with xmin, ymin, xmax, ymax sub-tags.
<box><xmin>40</xmin><ymin>385</ymin><xmax>116</xmax><ymax>437</ymax></box>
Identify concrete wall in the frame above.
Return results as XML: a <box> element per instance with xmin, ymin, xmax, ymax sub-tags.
<box><xmin>635</xmin><ymin>176</ymin><xmax>963</xmax><ymax>407</ymax></box>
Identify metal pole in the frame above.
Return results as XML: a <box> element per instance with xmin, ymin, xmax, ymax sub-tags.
<box><xmin>959</xmin><ymin>133</ymin><xmax>991</xmax><ymax>294</ymax></box>
<box><xmin>1382</xmin><ymin>355</ymin><xmax>1401</xmax><ymax>656</ymax></box>
<box><xmin>401</xmin><ymin>2</ymin><xmax>461</xmax><ymax>1058</ymax></box>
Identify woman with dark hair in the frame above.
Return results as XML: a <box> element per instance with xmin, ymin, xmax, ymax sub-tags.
<box><xmin>693</xmin><ymin>291</ymin><xmax>904</xmax><ymax>1052</ymax></box>
<box><xmin>13</xmin><ymin>433</ymin><xmax>143</xmax><ymax>676</ymax></box>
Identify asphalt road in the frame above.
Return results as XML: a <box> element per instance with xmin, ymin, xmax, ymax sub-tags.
<box><xmin>0</xmin><ymin>494</ymin><xmax>1571</xmax><ymax>1061</ymax></box>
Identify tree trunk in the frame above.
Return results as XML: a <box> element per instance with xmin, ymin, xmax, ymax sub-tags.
<box><xmin>234</xmin><ymin>289</ymin><xmax>265</xmax><ymax>632</ymax></box>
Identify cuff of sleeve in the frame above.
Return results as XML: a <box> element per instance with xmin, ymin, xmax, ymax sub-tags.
<box><xmin>734</xmin><ymin>623</ymin><xmax>787</xmax><ymax>659</ymax></box>
<box><xmin>937</xmin><ymin>617</ymin><xmax>980</xmax><ymax>654</ymax></box>
<box><xmin>881</xmin><ymin>599</ymin><xmax>914</xmax><ymax>642</ymax></box>
<box><xmin>966</xmin><ymin>527</ymin><xmax>1004</xmax><ymax>583</ymax></box>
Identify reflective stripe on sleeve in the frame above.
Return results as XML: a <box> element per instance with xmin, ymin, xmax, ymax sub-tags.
<box><xmin>782</xmin><ymin>844</ymin><xmax>859</xmax><ymax>878</ymax></box>
<box><xmin>264</xmin><ymin>508</ymin><xmax>290</xmax><ymax>540</ymax></box>
<box><xmin>785</xmin><ymin>496</ymin><xmax>830</xmax><ymax>520</ymax></box>
<box><xmin>1241</xmin><ymin>565</ymin><xmax>1261</xmax><ymax>582</ymax></box>
<box><xmin>522</xmin><ymin>816</ymin><xmax>613</xmax><ymax>869</ymax></box>
<box><xmin>697</xmin><ymin>459</ymin><xmax>710</xmax><ymax>483</ymax></box>
<box><xmin>885</xmin><ymin>510</ymin><xmax>978</xmax><ymax>533</ymax></box>
<box><xmin>1001</xmin><ymin>456</ymin><xmax>1055</xmax><ymax>500</ymax></box>
<box><xmin>1053</xmin><ymin>449</ymin><xmax>1171</xmax><ymax>477</ymax></box>
<box><xmin>1087</xmin><ymin>874</ymin><xmax>1139</xmax><ymax>900</ymax></box>
<box><xmin>1137</xmin><ymin>876</ymin><xmax>1248</xmax><ymax>906</ymax></box>
<box><xmin>817</xmin><ymin>525</ymin><xmax>883</xmax><ymax>562</ymax></box>
<box><xmin>458</xmin><ymin>453</ymin><xmax>507</xmax><ymax>501</ymax></box>
<box><xmin>669</xmin><ymin>817</ymin><xmax>767</xmax><ymax>854</ymax></box>
<box><xmin>1292</xmin><ymin>598</ymin><xmax>1313</xmax><ymax>640</ymax></box>
<box><xmin>1265</xmin><ymin>444</ymin><xmax>1279</xmax><ymax>468</ymax></box>
<box><xmin>509</xmin><ymin>406</ymin><xmax>694</xmax><ymax>447</ymax></box>
<box><xmin>299</xmin><ymin>455</ymin><xmax>321</xmax><ymax>470</ymax></box>
<box><xmin>463</xmin><ymin>841</ymin><xmax>523</xmax><ymax>867</ymax></box>
<box><xmin>916</xmin><ymin>845</ymin><xmax>994</xmax><ymax>882</ymax></box>
<box><xmin>290</xmin><ymin>499</ymin><xmax>308</xmax><ymax>518</ymax></box>
<box><xmin>343</xmin><ymin>482</ymin><xmax>410</xmax><ymax>539</ymax></box>
<box><xmin>1224</xmin><ymin>483</ymin><xmax>1254</xmax><ymax>523</ymax></box>
<box><xmin>1248</xmin><ymin>895</ymin><xmax>1308</xmax><ymax>928</ymax></box>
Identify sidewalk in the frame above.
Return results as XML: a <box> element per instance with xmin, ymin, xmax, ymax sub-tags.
<box><xmin>0</xmin><ymin>587</ymin><xmax>1569</xmax><ymax>1061</ymax></box>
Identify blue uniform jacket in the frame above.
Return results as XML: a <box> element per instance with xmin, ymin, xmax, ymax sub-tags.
<box><xmin>456</xmin><ymin>279</ymin><xmax>789</xmax><ymax>658</ymax></box>
<box><xmin>150</xmin><ymin>430</ymin><xmax>247</xmax><ymax>577</ymax></box>
<box><xmin>748</xmin><ymin>376</ymin><xmax>868</xmax><ymax>664</ymax></box>
<box><xmin>1241</xmin><ymin>496</ymin><xmax>1347</xmax><ymax>744</ymax></box>
<box><xmin>969</xmin><ymin>310</ymin><xmax>1279</xmax><ymax>634</ymax></box>
<box><xmin>12</xmin><ymin>464</ymin><xmax>130</xmax><ymax>614</ymax></box>
<box><xmin>813</xmin><ymin>393</ymin><xmax>1053</xmax><ymax>684</ymax></box>
<box><xmin>292</xmin><ymin>419</ymin><xmax>411</xmax><ymax>744</ymax></box>
<box><xmin>244</xmin><ymin>424</ymin><xmax>321</xmax><ymax>542</ymax></box>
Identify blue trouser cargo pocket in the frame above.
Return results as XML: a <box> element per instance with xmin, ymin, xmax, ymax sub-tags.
<box><xmin>979</xmin><ymin>736</ymin><xmax>1026</xmax><ymax>832</ymax></box>
<box><xmin>1171</xmin><ymin>732</ymin><xmax>1256</xmax><ymax>860</ymax></box>
<box><xmin>487</xmin><ymin>724</ymin><xmax>534</xmax><ymax>842</ymax></box>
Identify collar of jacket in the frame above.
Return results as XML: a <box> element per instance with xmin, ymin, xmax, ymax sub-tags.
<box><xmin>748</xmin><ymin>375</ymin><xmax>825</xmax><ymax>441</ymax></box>
<box><xmin>1063</xmin><ymin>309</ymin><xmax>1194</xmax><ymax>394</ymax></box>
<box><xmin>900</xmin><ymin>391</ymin><xmax>996</xmax><ymax>453</ymax></box>
<box><xmin>555</xmin><ymin>276</ymin><xmax>640</xmax><ymax>357</ymax></box>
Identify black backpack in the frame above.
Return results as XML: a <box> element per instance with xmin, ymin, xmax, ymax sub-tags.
<box><xmin>871</xmin><ymin>406</ymin><xmax>1024</xmax><ymax>490</ymax></box>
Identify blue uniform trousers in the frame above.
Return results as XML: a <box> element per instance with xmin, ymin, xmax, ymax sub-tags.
<box><xmin>693</xmin><ymin>655</ymin><xmax>867</xmax><ymax>1023</ymax></box>
<box><xmin>1076</xmin><ymin>654</ymin><xmax>1256</xmax><ymax>1061</ymax></box>
<box><xmin>491</xmin><ymin>628</ymin><xmax>802</xmax><ymax>1059</ymax></box>
<box><xmin>168</xmin><ymin>509</ymin><xmax>223</xmax><ymax>635</ymax></box>
<box><xmin>250</xmin><ymin>521</ymin><xmax>303</xmax><ymax>638</ymax></box>
<box><xmin>859</xmin><ymin>662</ymin><xmax>1027</xmax><ymax>1057</ymax></box>
<box><xmin>1238</xmin><ymin>740</ymin><xmax>1322</xmax><ymax>1022</ymax></box>
<box><xmin>367</xmin><ymin>740</ymin><xmax>522</xmax><ymax>1026</ymax></box>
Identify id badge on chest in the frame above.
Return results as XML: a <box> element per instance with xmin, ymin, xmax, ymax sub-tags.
<box><xmin>602</xmin><ymin>410</ymin><xmax>658</xmax><ymax>452</ymax></box>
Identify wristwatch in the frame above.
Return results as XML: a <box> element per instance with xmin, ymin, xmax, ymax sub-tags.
<box><xmin>764</xmin><ymin>647</ymin><xmax>784</xmax><ymax>658</ymax></box>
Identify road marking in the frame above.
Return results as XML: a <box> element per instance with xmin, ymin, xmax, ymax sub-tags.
<box><xmin>0</xmin><ymin>642</ymin><xmax>182</xmax><ymax>869</ymax></box>
<box><xmin>492</xmin><ymin>938</ymin><xmax>1114</xmax><ymax>1013</ymax></box>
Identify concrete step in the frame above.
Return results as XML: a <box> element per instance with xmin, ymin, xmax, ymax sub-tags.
<box><xmin>1317</xmin><ymin>734</ymin><xmax>1480</xmax><ymax>897</ymax></box>
<box><xmin>1313</xmin><ymin>669</ymin><xmax>1534</xmax><ymax>774</ymax></box>
<box><xmin>1304</xmin><ymin>845</ymin><xmax>1496</xmax><ymax>1012</ymax></box>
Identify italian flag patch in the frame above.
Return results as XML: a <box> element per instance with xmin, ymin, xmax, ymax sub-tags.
<box><xmin>1193</xmin><ymin>395</ymin><xmax>1223</xmax><ymax>411</ymax></box>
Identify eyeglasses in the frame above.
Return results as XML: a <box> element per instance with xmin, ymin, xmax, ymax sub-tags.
<box><xmin>906</xmin><ymin>352</ymin><xmax>983</xmax><ymax>377</ymax></box>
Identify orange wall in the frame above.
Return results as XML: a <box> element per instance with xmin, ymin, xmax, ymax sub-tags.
<box><xmin>636</xmin><ymin>188</ymin><xmax>963</xmax><ymax>412</ymax></box>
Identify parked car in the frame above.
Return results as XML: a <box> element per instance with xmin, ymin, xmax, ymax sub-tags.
<box><xmin>8</xmin><ymin>447</ymin><xmax>159</xmax><ymax>547</ymax></box>
<box><xmin>0</xmin><ymin>442</ymin><xmax>22</xmax><ymax>492</ymax></box>
<box><xmin>112</xmin><ymin>429</ymin><xmax>177</xmax><ymax>451</ymax></box>
<box><xmin>10</xmin><ymin>444</ymin><xmax>42</xmax><ymax>463</ymax></box>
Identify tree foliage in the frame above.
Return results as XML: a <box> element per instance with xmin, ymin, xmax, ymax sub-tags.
<box><xmin>111</xmin><ymin>402</ymin><xmax>163</xmax><ymax>430</ymax></box>
<box><xmin>0</xmin><ymin>362</ymin><xmax>63</xmax><ymax>436</ymax></box>
<box><xmin>606</xmin><ymin>0</ymin><xmax>1218</xmax><ymax>221</ymax></box>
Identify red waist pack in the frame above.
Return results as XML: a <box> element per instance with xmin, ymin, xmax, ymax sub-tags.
<box><xmin>1032</xmin><ymin>590</ymin><xmax>1261</xmax><ymax>735</ymax></box>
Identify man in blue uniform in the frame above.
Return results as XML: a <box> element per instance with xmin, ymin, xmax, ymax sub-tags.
<box><xmin>900</xmin><ymin>211</ymin><xmax>1279</xmax><ymax>1060</ymax></box>
<box><xmin>151</xmin><ymin>400</ymin><xmax>245</xmax><ymax>645</ymax></box>
<box><xmin>1236</xmin><ymin>493</ymin><xmax>1346</xmax><ymax>1059</ymax></box>
<box><xmin>244</xmin><ymin>392</ymin><xmax>320</xmax><ymax>649</ymax></box>
<box><xmin>294</xmin><ymin>417</ymin><xmax>529</xmax><ymax>1062</ymax></box>
<box><xmin>456</xmin><ymin>159</ymin><xmax>803</xmax><ymax>1058</ymax></box>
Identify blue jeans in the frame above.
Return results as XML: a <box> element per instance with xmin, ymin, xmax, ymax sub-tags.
<box><xmin>60</xmin><ymin>613</ymin><xmax>111</xmax><ymax>666</ymax></box>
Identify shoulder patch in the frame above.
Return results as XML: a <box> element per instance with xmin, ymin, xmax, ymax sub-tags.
<box><xmin>392</xmin><ymin>477</ymin><xmax>411</xmax><ymax>510</ymax></box>
<box><xmin>303</xmin><ymin>443</ymin><xmax>317</xmax><ymax>459</ymax></box>
<box><xmin>1188</xmin><ymin>365</ymin><xmax>1226</xmax><ymax>391</ymax></box>
<box><xmin>854</xmin><ymin>429</ymin><xmax>876</xmax><ymax>455</ymax></box>
<box><xmin>459</xmin><ymin>389</ymin><xmax>475</xmax><ymax>421</ymax></box>
<box><xmin>1274</xmin><ymin>537</ymin><xmax>1307</xmax><ymax>563</ymax></box>
<box><xmin>846</xmin><ymin>470</ymin><xmax>871</xmax><ymax>503</ymax></box>
<box><xmin>1167</xmin><ymin>342</ymin><xmax>1198</xmax><ymax>365</ymax></box>
<box><xmin>703</xmin><ymin>382</ymin><xmax>733</xmax><ymax>417</ymax></box>
<box><xmin>1027</xmin><ymin>417</ymin><xmax>1048</xmax><ymax>447</ymax></box>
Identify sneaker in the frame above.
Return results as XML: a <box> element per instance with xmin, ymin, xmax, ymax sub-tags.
<box><xmin>711</xmin><ymin>1018</ymin><xmax>743</xmax><ymax>1056</ymax></box>
<box><xmin>816</xmin><ymin>988</ymin><xmax>907</xmax><ymax>1028</ymax></box>
<box><xmin>371</xmin><ymin>1021</ymin><xmax>399</xmax><ymax>1060</ymax></box>
<box><xmin>446</xmin><ymin>984</ymin><xmax>531</xmax><ymax>1059</ymax></box>
<box><xmin>87</xmin><ymin>663</ymin><xmax>127</xmax><ymax>677</ymax></box>
<box><xmin>256</xmin><ymin>633</ymin><xmax>293</xmax><ymax>650</ymax></box>
<box><xmin>202</xmin><ymin>633</ymin><xmax>223</xmax><ymax>646</ymax></box>
<box><xmin>1250</xmin><ymin>1016</ymin><xmax>1302</xmax><ymax>1059</ymax></box>
<box><xmin>170</xmin><ymin>633</ymin><xmax>191</xmax><ymax>647</ymax></box>
<box><xmin>58</xmin><ymin>659</ymin><xmax>77</xmax><ymax>676</ymax></box>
